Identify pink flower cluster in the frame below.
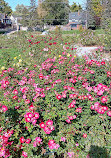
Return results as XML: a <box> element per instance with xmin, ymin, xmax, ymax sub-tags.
<box><xmin>24</xmin><ymin>111</ymin><xmax>39</xmax><ymax>125</ymax></box>
<box><xmin>22</xmin><ymin>151</ymin><xmax>28</xmax><ymax>158</ymax></box>
<box><xmin>0</xmin><ymin>129</ymin><xmax>13</xmax><ymax>157</ymax></box>
<box><xmin>55</xmin><ymin>90</ymin><xmax>67</xmax><ymax>100</ymax></box>
<box><xmin>33</xmin><ymin>137</ymin><xmax>42</xmax><ymax>147</ymax></box>
<box><xmin>20</xmin><ymin>136</ymin><xmax>31</xmax><ymax>144</ymax></box>
<box><xmin>66</xmin><ymin>115</ymin><xmax>77</xmax><ymax>123</ymax></box>
<box><xmin>91</xmin><ymin>102</ymin><xmax>110</xmax><ymax>116</ymax></box>
<box><xmin>39</xmin><ymin>120</ymin><xmax>55</xmax><ymax>134</ymax></box>
<box><xmin>68</xmin><ymin>100</ymin><xmax>76</xmax><ymax>108</ymax></box>
<box><xmin>40</xmin><ymin>58</ymin><xmax>55</xmax><ymax>71</ymax></box>
<box><xmin>93</xmin><ymin>83</ymin><xmax>109</xmax><ymax>96</ymax></box>
<box><xmin>48</xmin><ymin>140</ymin><xmax>60</xmax><ymax>150</ymax></box>
<box><xmin>0</xmin><ymin>104</ymin><xmax>8</xmax><ymax>112</ymax></box>
<box><xmin>67</xmin><ymin>152</ymin><xmax>74</xmax><ymax>158</ymax></box>
<box><xmin>0</xmin><ymin>77</ymin><xmax>9</xmax><ymax>89</ymax></box>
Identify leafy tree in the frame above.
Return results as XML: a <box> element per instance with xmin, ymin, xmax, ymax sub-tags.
<box><xmin>101</xmin><ymin>0</ymin><xmax>111</xmax><ymax>51</ymax></box>
<box><xmin>70</xmin><ymin>2</ymin><xmax>82</xmax><ymax>12</ymax></box>
<box><xmin>14</xmin><ymin>1</ymin><xmax>39</xmax><ymax>29</ymax></box>
<box><xmin>13</xmin><ymin>4</ymin><xmax>26</xmax><ymax>16</ymax></box>
<box><xmin>0</xmin><ymin>0</ymin><xmax>12</xmax><ymax>15</ymax></box>
<box><xmin>101</xmin><ymin>0</ymin><xmax>111</xmax><ymax>29</ymax></box>
<box><xmin>27</xmin><ymin>0</ymin><xmax>40</xmax><ymax>29</ymax></box>
<box><xmin>86</xmin><ymin>0</ymin><xmax>103</xmax><ymax>29</ymax></box>
<box><xmin>20</xmin><ymin>7</ymin><xmax>30</xmax><ymax>27</ymax></box>
<box><xmin>30</xmin><ymin>0</ymin><xmax>36</xmax><ymax>7</ymax></box>
<box><xmin>38</xmin><ymin>0</ymin><xmax>70</xmax><ymax>25</ymax></box>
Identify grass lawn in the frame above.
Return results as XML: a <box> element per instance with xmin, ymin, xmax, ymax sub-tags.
<box><xmin>0</xmin><ymin>48</ymin><xmax>21</xmax><ymax>69</ymax></box>
<box><xmin>61</xmin><ymin>30</ymin><xmax>81</xmax><ymax>34</ymax></box>
<box><xmin>94</xmin><ymin>29</ymin><xmax>105</xmax><ymax>35</ymax></box>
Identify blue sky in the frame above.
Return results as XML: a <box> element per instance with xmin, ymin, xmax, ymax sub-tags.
<box><xmin>5</xmin><ymin>0</ymin><xmax>86</xmax><ymax>11</ymax></box>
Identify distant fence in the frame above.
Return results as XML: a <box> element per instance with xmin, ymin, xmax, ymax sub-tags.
<box><xmin>44</xmin><ymin>25</ymin><xmax>71</xmax><ymax>31</ymax></box>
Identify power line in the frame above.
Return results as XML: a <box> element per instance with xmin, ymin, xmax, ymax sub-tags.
<box><xmin>38</xmin><ymin>2</ymin><xmax>68</xmax><ymax>3</ymax></box>
<box><xmin>25</xmin><ymin>18</ymin><xmax>68</xmax><ymax>20</ymax></box>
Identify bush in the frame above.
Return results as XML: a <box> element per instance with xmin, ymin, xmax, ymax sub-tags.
<box><xmin>0</xmin><ymin>33</ymin><xmax>111</xmax><ymax>158</ymax></box>
<box><xmin>79</xmin><ymin>29</ymin><xmax>100</xmax><ymax>46</ymax></box>
<box><xmin>104</xmin><ymin>20</ymin><xmax>111</xmax><ymax>52</ymax></box>
<box><xmin>78</xmin><ymin>25</ymin><xmax>83</xmax><ymax>32</ymax></box>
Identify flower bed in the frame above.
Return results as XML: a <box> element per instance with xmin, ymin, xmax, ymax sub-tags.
<box><xmin>0</xmin><ymin>34</ymin><xmax>111</xmax><ymax>158</ymax></box>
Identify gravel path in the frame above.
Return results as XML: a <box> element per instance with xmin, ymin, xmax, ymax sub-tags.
<box><xmin>75</xmin><ymin>46</ymin><xmax>110</xmax><ymax>61</ymax></box>
<box><xmin>76</xmin><ymin>46</ymin><xmax>98</xmax><ymax>56</ymax></box>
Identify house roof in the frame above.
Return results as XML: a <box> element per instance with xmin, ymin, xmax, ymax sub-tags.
<box><xmin>0</xmin><ymin>13</ymin><xmax>10</xmax><ymax>19</ymax></box>
<box><xmin>69</xmin><ymin>11</ymin><xmax>86</xmax><ymax>22</ymax></box>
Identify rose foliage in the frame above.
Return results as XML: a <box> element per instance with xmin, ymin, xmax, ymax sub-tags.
<box><xmin>0</xmin><ymin>34</ymin><xmax>111</xmax><ymax>158</ymax></box>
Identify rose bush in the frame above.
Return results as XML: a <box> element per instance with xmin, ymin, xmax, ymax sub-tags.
<box><xmin>0</xmin><ymin>33</ymin><xmax>111</xmax><ymax>158</ymax></box>
<box><xmin>79</xmin><ymin>29</ymin><xmax>100</xmax><ymax>46</ymax></box>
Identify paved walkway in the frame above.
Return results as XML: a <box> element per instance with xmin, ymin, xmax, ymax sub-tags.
<box><xmin>76</xmin><ymin>46</ymin><xmax>98</xmax><ymax>56</ymax></box>
<box><xmin>5</xmin><ymin>30</ymin><xmax>17</xmax><ymax>36</ymax></box>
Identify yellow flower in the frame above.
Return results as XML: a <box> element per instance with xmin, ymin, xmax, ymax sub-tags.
<box><xmin>59</xmin><ymin>55</ymin><xmax>61</xmax><ymax>58</ymax></box>
<box><xmin>74</xmin><ymin>55</ymin><xmax>76</xmax><ymax>58</ymax></box>
<box><xmin>1</xmin><ymin>66</ymin><xmax>5</xmax><ymax>70</ymax></box>
<box><xmin>14</xmin><ymin>57</ymin><xmax>17</xmax><ymax>59</ymax></box>
<box><xmin>67</xmin><ymin>53</ymin><xmax>70</xmax><ymax>57</ymax></box>
<box><xmin>19</xmin><ymin>59</ymin><xmax>22</xmax><ymax>63</ymax></box>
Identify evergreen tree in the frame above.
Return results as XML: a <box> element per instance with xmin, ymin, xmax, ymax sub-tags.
<box><xmin>70</xmin><ymin>2</ymin><xmax>82</xmax><ymax>12</ymax></box>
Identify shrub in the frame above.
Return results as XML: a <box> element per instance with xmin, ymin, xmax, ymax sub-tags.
<box><xmin>0</xmin><ymin>33</ymin><xmax>111</xmax><ymax>158</ymax></box>
<box><xmin>79</xmin><ymin>29</ymin><xmax>100</xmax><ymax>46</ymax></box>
<box><xmin>78</xmin><ymin>25</ymin><xmax>83</xmax><ymax>32</ymax></box>
<box><xmin>104</xmin><ymin>20</ymin><xmax>111</xmax><ymax>52</ymax></box>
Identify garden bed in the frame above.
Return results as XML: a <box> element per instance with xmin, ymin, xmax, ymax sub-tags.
<box><xmin>0</xmin><ymin>32</ymin><xmax>111</xmax><ymax>158</ymax></box>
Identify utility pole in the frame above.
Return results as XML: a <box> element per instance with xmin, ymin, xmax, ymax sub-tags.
<box><xmin>86</xmin><ymin>8</ymin><xmax>88</xmax><ymax>29</ymax></box>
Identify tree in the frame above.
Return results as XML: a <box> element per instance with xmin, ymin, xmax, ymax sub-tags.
<box><xmin>101</xmin><ymin>0</ymin><xmax>111</xmax><ymax>51</ymax></box>
<box><xmin>14</xmin><ymin>4</ymin><xmax>26</xmax><ymax>16</ymax></box>
<box><xmin>101</xmin><ymin>0</ymin><xmax>111</xmax><ymax>29</ymax></box>
<box><xmin>30</xmin><ymin>0</ymin><xmax>36</xmax><ymax>8</ymax></box>
<box><xmin>14</xmin><ymin>1</ymin><xmax>39</xmax><ymax>29</ymax></box>
<box><xmin>20</xmin><ymin>7</ymin><xmax>30</xmax><ymax>27</ymax></box>
<box><xmin>86</xmin><ymin>0</ymin><xmax>103</xmax><ymax>29</ymax></box>
<box><xmin>0</xmin><ymin>0</ymin><xmax>12</xmax><ymax>15</ymax></box>
<box><xmin>70</xmin><ymin>2</ymin><xmax>82</xmax><ymax>12</ymax></box>
<box><xmin>27</xmin><ymin>0</ymin><xmax>40</xmax><ymax>29</ymax></box>
<box><xmin>37</xmin><ymin>0</ymin><xmax>70</xmax><ymax>25</ymax></box>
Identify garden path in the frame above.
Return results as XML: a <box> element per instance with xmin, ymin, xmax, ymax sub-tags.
<box><xmin>75</xmin><ymin>46</ymin><xmax>110</xmax><ymax>61</ymax></box>
<box><xmin>75</xmin><ymin>46</ymin><xmax>97</xmax><ymax>56</ymax></box>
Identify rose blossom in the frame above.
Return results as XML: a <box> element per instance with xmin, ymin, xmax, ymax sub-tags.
<box><xmin>22</xmin><ymin>151</ymin><xmax>28</xmax><ymax>158</ymax></box>
<box><xmin>107</xmin><ymin>111</ymin><xmax>111</xmax><ymax>117</ymax></box>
